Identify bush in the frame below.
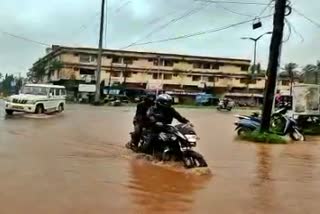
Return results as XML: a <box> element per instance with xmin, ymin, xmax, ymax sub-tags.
<box><xmin>240</xmin><ymin>130</ymin><xmax>288</xmax><ymax>144</ymax></box>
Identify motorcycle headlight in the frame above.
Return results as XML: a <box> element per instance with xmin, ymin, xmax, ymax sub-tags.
<box><xmin>185</xmin><ymin>134</ymin><xmax>198</xmax><ymax>143</ymax></box>
<box><xmin>171</xmin><ymin>135</ymin><xmax>177</xmax><ymax>141</ymax></box>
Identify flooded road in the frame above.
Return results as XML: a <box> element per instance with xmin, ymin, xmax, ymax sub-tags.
<box><xmin>1</xmin><ymin>101</ymin><xmax>320</xmax><ymax>214</ymax></box>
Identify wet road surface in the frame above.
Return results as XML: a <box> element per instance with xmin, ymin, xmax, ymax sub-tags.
<box><xmin>1</xmin><ymin>101</ymin><xmax>320</xmax><ymax>214</ymax></box>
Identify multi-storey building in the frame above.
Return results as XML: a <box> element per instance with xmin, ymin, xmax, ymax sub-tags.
<box><xmin>30</xmin><ymin>45</ymin><xmax>267</xmax><ymax>104</ymax></box>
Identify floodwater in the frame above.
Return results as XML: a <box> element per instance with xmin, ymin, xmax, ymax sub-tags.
<box><xmin>1</xmin><ymin>101</ymin><xmax>320</xmax><ymax>214</ymax></box>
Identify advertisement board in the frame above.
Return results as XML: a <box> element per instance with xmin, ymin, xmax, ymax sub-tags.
<box><xmin>78</xmin><ymin>84</ymin><xmax>96</xmax><ymax>92</ymax></box>
<box><xmin>293</xmin><ymin>84</ymin><xmax>320</xmax><ymax>115</ymax></box>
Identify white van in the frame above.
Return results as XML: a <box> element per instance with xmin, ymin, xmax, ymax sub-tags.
<box><xmin>4</xmin><ymin>84</ymin><xmax>66</xmax><ymax>115</ymax></box>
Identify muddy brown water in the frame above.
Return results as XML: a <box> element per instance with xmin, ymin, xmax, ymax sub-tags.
<box><xmin>1</xmin><ymin>102</ymin><xmax>320</xmax><ymax>214</ymax></box>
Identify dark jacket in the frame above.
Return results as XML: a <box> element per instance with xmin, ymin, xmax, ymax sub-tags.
<box><xmin>147</xmin><ymin>106</ymin><xmax>189</xmax><ymax>125</ymax></box>
<box><xmin>134</xmin><ymin>101</ymin><xmax>154</xmax><ymax>124</ymax></box>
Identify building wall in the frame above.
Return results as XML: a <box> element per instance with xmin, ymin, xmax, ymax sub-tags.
<box><xmin>34</xmin><ymin>48</ymin><xmax>267</xmax><ymax>97</ymax></box>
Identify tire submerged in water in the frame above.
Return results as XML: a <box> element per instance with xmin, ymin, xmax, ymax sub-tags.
<box><xmin>183</xmin><ymin>150</ymin><xmax>208</xmax><ymax>168</ymax></box>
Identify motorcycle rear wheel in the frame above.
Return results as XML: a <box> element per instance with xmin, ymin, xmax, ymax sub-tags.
<box><xmin>183</xmin><ymin>150</ymin><xmax>208</xmax><ymax>168</ymax></box>
<box><xmin>237</xmin><ymin>127</ymin><xmax>252</xmax><ymax>136</ymax></box>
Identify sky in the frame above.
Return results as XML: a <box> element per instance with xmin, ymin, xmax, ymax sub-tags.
<box><xmin>0</xmin><ymin>0</ymin><xmax>319</xmax><ymax>76</ymax></box>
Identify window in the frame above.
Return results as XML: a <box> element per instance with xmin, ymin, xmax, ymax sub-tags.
<box><xmin>208</xmin><ymin>76</ymin><xmax>215</xmax><ymax>82</ymax></box>
<box><xmin>192</xmin><ymin>75</ymin><xmax>201</xmax><ymax>81</ymax></box>
<box><xmin>212</xmin><ymin>63</ymin><xmax>219</xmax><ymax>70</ymax></box>
<box><xmin>240</xmin><ymin>78</ymin><xmax>248</xmax><ymax>84</ymax></box>
<box><xmin>61</xmin><ymin>89</ymin><xmax>66</xmax><ymax>96</ymax></box>
<box><xmin>164</xmin><ymin>74</ymin><xmax>172</xmax><ymax>80</ymax></box>
<box><xmin>80</xmin><ymin>68</ymin><xmax>95</xmax><ymax>75</ymax></box>
<box><xmin>240</xmin><ymin>65</ymin><xmax>249</xmax><ymax>71</ymax></box>
<box><xmin>74</xmin><ymin>68</ymin><xmax>79</xmax><ymax>71</ymax></box>
<box><xmin>133</xmin><ymin>72</ymin><xmax>138</xmax><ymax>74</ymax></box>
<box><xmin>49</xmin><ymin>88</ymin><xmax>54</xmax><ymax>96</ymax></box>
<box><xmin>123</xmin><ymin>57</ymin><xmax>134</xmax><ymax>65</ymax></box>
<box><xmin>193</xmin><ymin>62</ymin><xmax>202</xmax><ymax>69</ymax></box>
<box><xmin>124</xmin><ymin>72</ymin><xmax>132</xmax><ymax>78</ymax></box>
<box><xmin>250</xmin><ymin>79</ymin><xmax>257</xmax><ymax>84</ymax></box>
<box><xmin>153</xmin><ymin>59</ymin><xmax>159</xmax><ymax>66</ymax></box>
<box><xmin>55</xmin><ymin>89</ymin><xmax>61</xmax><ymax>96</ymax></box>
<box><xmin>80</xmin><ymin>54</ymin><xmax>96</xmax><ymax>63</ymax></box>
<box><xmin>164</xmin><ymin>60</ymin><xmax>173</xmax><ymax>67</ymax></box>
<box><xmin>240</xmin><ymin>78</ymin><xmax>256</xmax><ymax>84</ymax></box>
<box><xmin>79</xmin><ymin>54</ymin><xmax>90</xmax><ymax>63</ymax></box>
<box><xmin>203</xmin><ymin>63</ymin><xmax>211</xmax><ymax>69</ymax></box>
<box><xmin>282</xmin><ymin>80</ymin><xmax>290</xmax><ymax>86</ymax></box>
<box><xmin>173</xmin><ymin>73</ymin><xmax>178</xmax><ymax>77</ymax></box>
<box><xmin>148</xmin><ymin>58</ymin><xmax>154</xmax><ymax>62</ymax></box>
<box><xmin>111</xmin><ymin>71</ymin><xmax>120</xmax><ymax>77</ymax></box>
<box><xmin>112</xmin><ymin>56</ymin><xmax>122</xmax><ymax>63</ymax></box>
<box><xmin>74</xmin><ymin>53</ymin><xmax>79</xmax><ymax>57</ymax></box>
<box><xmin>152</xmin><ymin>73</ymin><xmax>159</xmax><ymax>79</ymax></box>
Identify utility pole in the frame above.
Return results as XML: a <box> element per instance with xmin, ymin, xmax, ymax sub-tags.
<box><xmin>94</xmin><ymin>0</ymin><xmax>106</xmax><ymax>104</ymax></box>
<box><xmin>260</xmin><ymin>0</ymin><xmax>287</xmax><ymax>132</ymax></box>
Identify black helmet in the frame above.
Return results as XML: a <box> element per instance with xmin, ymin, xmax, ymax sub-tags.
<box><xmin>156</xmin><ymin>94</ymin><xmax>173</xmax><ymax>108</ymax></box>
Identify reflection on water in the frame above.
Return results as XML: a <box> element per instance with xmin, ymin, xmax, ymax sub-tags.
<box><xmin>127</xmin><ymin>159</ymin><xmax>210</xmax><ymax>214</ymax></box>
<box><xmin>252</xmin><ymin>145</ymin><xmax>276</xmax><ymax>213</ymax></box>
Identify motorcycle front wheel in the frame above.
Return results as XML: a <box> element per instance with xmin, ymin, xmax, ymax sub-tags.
<box><xmin>289</xmin><ymin>129</ymin><xmax>305</xmax><ymax>141</ymax></box>
<box><xmin>183</xmin><ymin>150</ymin><xmax>208</xmax><ymax>168</ymax></box>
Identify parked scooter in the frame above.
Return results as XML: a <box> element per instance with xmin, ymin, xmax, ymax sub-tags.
<box><xmin>234</xmin><ymin>107</ymin><xmax>305</xmax><ymax>141</ymax></box>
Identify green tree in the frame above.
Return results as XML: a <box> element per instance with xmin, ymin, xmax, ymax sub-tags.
<box><xmin>1</xmin><ymin>74</ymin><xmax>15</xmax><ymax>96</ymax></box>
<box><xmin>30</xmin><ymin>60</ymin><xmax>47</xmax><ymax>82</ymax></box>
<box><xmin>0</xmin><ymin>72</ymin><xmax>3</xmax><ymax>80</ymax></box>
<box><xmin>48</xmin><ymin>59</ymin><xmax>63</xmax><ymax>80</ymax></box>
<box><xmin>281</xmin><ymin>62</ymin><xmax>298</xmax><ymax>96</ymax></box>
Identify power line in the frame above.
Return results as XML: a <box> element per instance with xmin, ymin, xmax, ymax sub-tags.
<box><xmin>286</xmin><ymin>18</ymin><xmax>304</xmax><ymax>43</ymax></box>
<box><xmin>121</xmin><ymin>2</ymin><xmax>212</xmax><ymax>49</ymax></box>
<box><xmin>214</xmin><ymin>3</ymin><xmax>254</xmax><ymax>17</ymax></box>
<box><xmin>128</xmin><ymin>14</ymin><xmax>272</xmax><ymax>47</ymax></box>
<box><xmin>194</xmin><ymin>0</ymin><xmax>273</xmax><ymax>6</ymax></box>
<box><xmin>257</xmin><ymin>0</ymin><xmax>274</xmax><ymax>17</ymax></box>
<box><xmin>293</xmin><ymin>8</ymin><xmax>320</xmax><ymax>29</ymax></box>
<box><xmin>0</xmin><ymin>30</ymin><xmax>50</xmax><ymax>47</ymax></box>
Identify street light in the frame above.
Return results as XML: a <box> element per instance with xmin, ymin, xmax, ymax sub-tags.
<box><xmin>241</xmin><ymin>31</ymin><xmax>272</xmax><ymax>73</ymax></box>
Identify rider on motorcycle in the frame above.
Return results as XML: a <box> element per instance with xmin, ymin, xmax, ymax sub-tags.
<box><xmin>127</xmin><ymin>93</ymin><xmax>155</xmax><ymax>149</ymax></box>
<box><xmin>141</xmin><ymin>94</ymin><xmax>190</xmax><ymax>153</ymax></box>
<box><xmin>223</xmin><ymin>98</ymin><xmax>229</xmax><ymax>108</ymax></box>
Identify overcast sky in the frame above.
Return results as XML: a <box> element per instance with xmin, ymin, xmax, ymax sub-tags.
<box><xmin>0</xmin><ymin>0</ymin><xmax>319</xmax><ymax>76</ymax></box>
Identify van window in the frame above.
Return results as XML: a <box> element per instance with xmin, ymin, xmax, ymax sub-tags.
<box><xmin>55</xmin><ymin>89</ymin><xmax>61</xmax><ymax>96</ymax></box>
<box><xmin>61</xmin><ymin>89</ymin><xmax>66</xmax><ymax>96</ymax></box>
<box><xmin>49</xmin><ymin>88</ymin><xmax>55</xmax><ymax>96</ymax></box>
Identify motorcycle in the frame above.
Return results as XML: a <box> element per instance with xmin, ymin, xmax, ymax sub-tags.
<box><xmin>129</xmin><ymin>123</ymin><xmax>208</xmax><ymax>168</ymax></box>
<box><xmin>217</xmin><ymin>99</ymin><xmax>234</xmax><ymax>111</ymax></box>
<box><xmin>234</xmin><ymin>108</ymin><xmax>305</xmax><ymax>141</ymax></box>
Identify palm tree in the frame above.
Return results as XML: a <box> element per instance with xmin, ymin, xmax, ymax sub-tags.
<box><xmin>281</xmin><ymin>63</ymin><xmax>298</xmax><ymax>96</ymax></box>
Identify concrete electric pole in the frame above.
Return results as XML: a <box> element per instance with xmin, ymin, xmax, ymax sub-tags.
<box><xmin>94</xmin><ymin>0</ymin><xmax>106</xmax><ymax>104</ymax></box>
<box><xmin>260</xmin><ymin>0</ymin><xmax>287</xmax><ymax>132</ymax></box>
